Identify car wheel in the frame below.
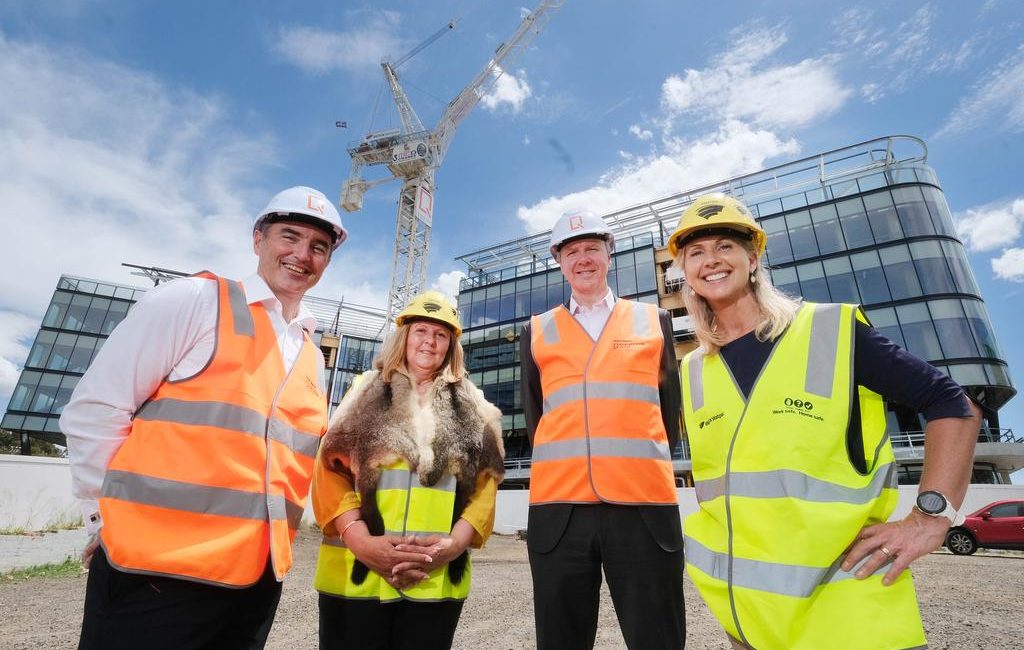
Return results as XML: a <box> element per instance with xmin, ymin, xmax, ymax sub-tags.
<box><xmin>946</xmin><ymin>528</ymin><xmax>977</xmax><ymax>555</ymax></box>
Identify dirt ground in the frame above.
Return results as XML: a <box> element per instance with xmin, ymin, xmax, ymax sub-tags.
<box><xmin>2</xmin><ymin>530</ymin><xmax>1020</xmax><ymax>649</ymax></box>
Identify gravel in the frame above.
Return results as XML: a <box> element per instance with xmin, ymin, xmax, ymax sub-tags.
<box><xmin>1</xmin><ymin>529</ymin><xmax>1020</xmax><ymax>649</ymax></box>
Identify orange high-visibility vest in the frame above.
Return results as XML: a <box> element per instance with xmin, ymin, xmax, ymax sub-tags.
<box><xmin>98</xmin><ymin>273</ymin><xmax>328</xmax><ymax>587</ymax></box>
<box><xmin>528</xmin><ymin>299</ymin><xmax>677</xmax><ymax>505</ymax></box>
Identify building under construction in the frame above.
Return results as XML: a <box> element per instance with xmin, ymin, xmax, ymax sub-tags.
<box><xmin>453</xmin><ymin>135</ymin><xmax>1023</xmax><ymax>486</ymax></box>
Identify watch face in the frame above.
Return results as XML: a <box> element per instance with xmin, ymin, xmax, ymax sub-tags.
<box><xmin>917</xmin><ymin>491</ymin><xmax>947</xmax><ymax>514</ymax></box>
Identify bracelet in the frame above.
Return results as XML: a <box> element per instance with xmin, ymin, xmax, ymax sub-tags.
<box><xmin>340</xmin><ymin>519</ymin><xmax>362</xmax><ymax>540</ymax></box>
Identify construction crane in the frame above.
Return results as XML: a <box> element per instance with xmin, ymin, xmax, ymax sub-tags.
<box><xmin>340</xmin><ymin>1</ymin><xmax>563</xmax><ymax>326</ymax></box>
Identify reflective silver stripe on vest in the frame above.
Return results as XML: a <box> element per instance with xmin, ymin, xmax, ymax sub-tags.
<box><xmin>136</xmin><ymin>398</ymin><xmax>320</xmax><ymax>459</ymax></box>
<box><xmin>226</xmin><ymin>279</ymin><xmax>254</xmax><ymax>338</ymax></box>
<box><xmin>688</xmin><ymin>352</ymin><xmax>705</xmax><ymax>412</ymax></box>
<box><xmin>630</xmin><ymin>301</ymin><xmax>650</xmax><ymax>337</ymax></box>
<box><xmin>685</xmin><ymin>535</ymin><xmax>888</xmax><ymax>599</ymax></box>
<box><xmin>102</xmin><ymin>469</ymin><xmax>302</xmax><ymax>529</ymax></box>
<box><xmin>805</xmin><ymin>303</ymin><xmax>842</xmax><ymax>398</ymax></box>
<box><xmin>542</xmin><ymin>381</ymin><xmax>659</xmax><ymax>414</ymax></box>
<box><xmin>538</xmin><ymin>309</ymin><xmax>560</xmax><ymax>345</ymax></box>
<box><xmin>321</xmin><ymin>528</ymin><xmax>452</xmax><ymax>549</ymax></box>
<box><xmin>532</xmin><ymin>437</ymin><xmax>671</xmax><ymax>462</ymax></box>
<box><xmin>694</xmin><ymin>463</ymin><xmax>896</xmax><ymax>505</ymax></box>
<box><xmin>378</xmin><ymin>468</ymin><xmax>457</xmax><ymax>493</ymax></box>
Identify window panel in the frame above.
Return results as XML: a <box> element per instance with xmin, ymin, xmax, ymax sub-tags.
<box><xmin>786</xmin><ymin>210</ymin><xmax>818</xmax><ymax>260</ymax></box>
<box><xmin>26</xmin><ymin>330</ymin><xmax>57</xmax><ymax>368</ymax></box>
<box><xmin>46</xmin><ymin>332</ymin><xmax>77</xmax><ymax>371</ymax></box>
<box><xmin>810</xmin><ymin>205</ymin><xmax>845</xmax><ymax>254</ymax></box>
<box><xmin>635</xmin><ymin>249</ymin><xmax>657</xmax><ymax>294</ymax></box>
<box><xmin>941</xmin><ymin>241</ymin><xmax>981</xmax><ymax>295</ymax></box>
<box><xmin>921</xmin><ymin>186</ymin><xmax>957</xmax><ymax>237</ymax></box>
<box><xmin>895</xmin><ymin>303</ymin><xmax>942</xmax><ymax>361</ymax></box>
<box><xmin>8</xmin><ymin>371</ymin><xmax>43</xmax><ymax>411</ymax></box>
<box><xmin>82</xmin><ymin>297</ymin><xmax>111</xmax><ymax>334</ymax></box>
<box><xmin>42</xmin><ymin>291</ymin><xmax>72</xmax><ymax>328</ymax></box>
<box><xmin>796</xmin><ymin>261</ymin><xmax>830</xmax><ymax>302</ymax></box>
<box><xmin>67</xmin><ymin>336</ymin><xmax>98</xmax><ymax>374</ymax></box>
<box><xmin>770</xmin><ymin>266</ymin><xmax>800</xmax><ymax>298</ymax></box>
<box><xmin>762</xmin><ymin>217</ymin><xmax>793</xmax><ymax>265</ymax></box>
<box><xmin>53</xmin><ymin>375</ymin><xmax>80</xmax><ymax>414</ymax></box>
<box><xmin>948</xmin><ymin>364</ymin><xmax>987</xmax><ymax>387</ymax></box>
<box><xmin>514</xmin><ymin>278</ymin><xmax>532</xmax><ymax>319</ymax></box>
<box><xmin>498</xmin><ymin>281</ymin><xmax>516</xmax><ymax>323</ymax></box>
<box><xmin>63</xmin><ymin>294</ymin><xmax>92</xmax><ymax>331</ymax></box>
<box><xmin>823</xmin><ymin>257</ymin><xmax>860</xmax><ymax>303</ymax></box>
<box><xmin>850</xmin><ymin>251</ymin><xmax>892</xmax><ymax>305</ymax></box>
<box><xmin>30</xmin><ymin>373</ymin><xmax>62</xmax><ymax>413</ymax></box>
<box><xmin>879</xmin><ymin>245</ymin><xmax>922</xmax><ymax>300</ymax></box>
<box><xmin>836</xmin><ymin>198</ymin><xmax>874</xmax><ymax>249</ymax></box>
<box><xmin>961</xmin><ymin>299</ymin><xmax>1002</xmax><ymax>358</ymax></box>
<box><xmin>616</xmin><ymin>251</ymin><xmax>638</xmax><ymax>297</ymax></box>
<box><xmin>909</xmin><ymin>240</ymin><xmax>955</xmax><ymax>294</ymax></box>
<box><xmin>892</xmin><ymin>186</ymin><xmax>935</xmax><ymax>237</ymax></box>
<box><xmin>928</xmin><ymin>299</ymin><xmax>979</xmax><ymax>358</ymax></box>
<box><xmin>863</xmin><ymin>192</ymin><xmax>903</xmax><ymax>243</ymax></box>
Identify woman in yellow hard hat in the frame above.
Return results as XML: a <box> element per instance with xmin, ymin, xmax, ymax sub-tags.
<box><xmin>670</xmin><ymin>193</ymin><xmax>980</xmax><ymax>650</ymax></box>
<box><xmin>311</xmin><ymin>290</ymin><xmax>505</xmax><ymax>650</ymax></box>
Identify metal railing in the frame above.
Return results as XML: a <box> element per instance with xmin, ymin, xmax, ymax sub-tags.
<box><xmin>889</xmin><ymin>428</ymin><xmax>1020</xmax><ymax>449</ymax></box>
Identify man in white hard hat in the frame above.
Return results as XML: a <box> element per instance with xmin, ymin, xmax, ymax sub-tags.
<box><xmin>62</xmin><ymin>186</ymin><xmax>346</xmax><ymax>650</ymax></box>
<box><xmin>520</xmin><ymin>210</ymin><xmax>686</xmax><ymax>649</ymax></box>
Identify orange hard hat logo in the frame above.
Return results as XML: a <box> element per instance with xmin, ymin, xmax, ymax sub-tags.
<box><xmin>569</xmin><ymin>215</ymin><xmax>583</xmax><ymax>230</ymax></box>
<box><xmin>307</xmin><ymin>195</ymin><xmax>326</xmax><ymax>215</ymax></box>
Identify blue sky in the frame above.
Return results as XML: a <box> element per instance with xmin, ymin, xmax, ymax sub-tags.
<box><xmin>1</xmin><ymin>1</ymin><xmax>1023</xmax><ymax>476</ymax></box>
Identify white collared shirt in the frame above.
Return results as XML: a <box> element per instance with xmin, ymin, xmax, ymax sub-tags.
<box><xmin>569</xmin><ymin>287</ymin><xmax>616</xmax><ymax>340</ymax></box>
<box><xmin>60</xmin><ymin>273</ymin><xmax>317</xmax><ymax>534</ymax></box>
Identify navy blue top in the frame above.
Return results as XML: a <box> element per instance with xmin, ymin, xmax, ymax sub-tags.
<box><xmin>720</xmin><ymin>321</ymin><xmax>970</xmax><ymax>421</ymax></box>
<box><xmin>720</xmin><ymin>320</ymin><xmax>972</xmax><ymax>471</ymax></box>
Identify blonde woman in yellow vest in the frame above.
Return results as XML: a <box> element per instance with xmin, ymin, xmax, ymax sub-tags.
<box><xmin>668</xmin><ymin>194</ymin><xmax>981</xmax><ymax>650</ymax></box>
<box><xmin>312</xmin><ymin>291</ymin><xmax>505</xmax><ymax>650</ymax></box>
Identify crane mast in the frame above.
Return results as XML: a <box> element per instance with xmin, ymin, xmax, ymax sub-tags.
<box><xmin>341</xmin><ymin>1</ymin><xmax>563</xmax><ymax>327</ymax></box>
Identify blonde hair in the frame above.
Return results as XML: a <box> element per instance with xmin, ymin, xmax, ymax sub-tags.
<box><xmin>673</xmin><ymin>236</ymin><xmax>801</xmax><ymax>355</ymax></box>
<box><xmin>374</xmin><ymin>320</ymin><xmax>466</xmax><ymax>383</ymax></box>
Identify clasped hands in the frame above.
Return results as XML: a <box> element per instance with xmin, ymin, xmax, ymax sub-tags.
<box><xmin>346</xmin><ymin>529</ymin><xmax>467</xmax><ymax>590</ymax></box>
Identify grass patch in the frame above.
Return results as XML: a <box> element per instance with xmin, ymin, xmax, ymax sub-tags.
<box><xmin>1</xmin><ymin>556</ymin><xmax>83</xmax><ymax>582</ymax></box>
<box><xmin>0</xmin><ymin>526</ymin><xmax>28</xmax><ymax>536</ymax></box>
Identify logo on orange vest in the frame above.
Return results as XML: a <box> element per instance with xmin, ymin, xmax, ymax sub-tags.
<box><xmin>612</xmin><ymin>339</ymin><xmax>645</xmax><ymax>349</ymax></box>
<box><xmin>304</xmin><ymin>374</ymin><xmax>323</xmax><ymax>397</ymax></box>
<box><xmin>698</xmin><ymin>412</ymin><xmax>724</xmax><ymax>429</ymax></box>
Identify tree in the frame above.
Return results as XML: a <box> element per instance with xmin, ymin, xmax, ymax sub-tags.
<box><xmin>0</xmin><ymin>429</ymin><xmax>65</xmax><ymax>457</ymax></box>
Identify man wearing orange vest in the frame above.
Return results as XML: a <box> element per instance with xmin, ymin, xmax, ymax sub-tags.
<box><xmin>61</xmin><ymin>186</ymin><xmax>346</xmax><ymax>650</ymax></box>
<box><xmin>520</xmin><ymin>209</ymin><xmax>686</xmax><ymax>650</ymax></box>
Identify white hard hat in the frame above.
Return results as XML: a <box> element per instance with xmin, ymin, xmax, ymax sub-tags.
<box><xmin>254</xmin><ymin>186</ymin><xmax>348</xmax><ymax>250</ymax></box>
<box><xmin>549</xmin><ymin>209</ymin><xmax>614</xmax><ymax>261</ymax></box>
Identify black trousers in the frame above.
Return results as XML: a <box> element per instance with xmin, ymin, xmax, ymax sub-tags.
<box><xmin>318</xmin><ymin>593</ymin><xmax>465</xmax><ymax>650</ymax></box>
<box><xmin>528</xmin><ymin>504</ymin><xmax>686</xmax><ymax>650</ymax></box>
<box><xmin>78</xmin><ymin>547</ymin><xmax>282</xmax><ymax>650</ymax></box>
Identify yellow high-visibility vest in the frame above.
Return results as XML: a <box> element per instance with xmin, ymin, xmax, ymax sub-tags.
<box><xmin>314</xmin><ymin>459</ymin><xmax>471</xmax><ymax>602</ymax></box>
<box><xmin>682</xmin><ymin>302</ymin><xmax>926</xmax><ymax>650</ymax></box>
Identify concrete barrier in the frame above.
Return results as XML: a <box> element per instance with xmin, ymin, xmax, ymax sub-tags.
<box><xmin>3</xmin><ymin>454</ymin><xmax>1022</xmax><ymax>536</ymax></box>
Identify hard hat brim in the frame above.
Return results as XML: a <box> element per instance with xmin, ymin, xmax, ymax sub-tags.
<box><xmin>255</xmin><ymin>213</ymin><xmax>348</xmax><ymax>249</ymax></box>
<box><xmin>669</xmin><ymin>224</ymin><xmax>766</xmax><ymax>258</ymax></box>
<box><xmin>397</xmin><ymin>314</ymin><xmax>461</xmax><ymax>338</ymax></box>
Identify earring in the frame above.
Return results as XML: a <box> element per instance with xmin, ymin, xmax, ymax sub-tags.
<box><xmin>750</xmin><ymin>272</ymin><xmax>757</xmax><ymax>285</ymax></box>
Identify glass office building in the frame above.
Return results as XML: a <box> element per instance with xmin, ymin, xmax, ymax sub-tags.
<box><xmin>455</xmin><ymin>136</ymin><xmax>1022</xmax><ymax>484</ymax></box>
<box><xmin>3</xmin><ymin>269</ymin><xmax>386</xmax><ymax>453</ymax></box>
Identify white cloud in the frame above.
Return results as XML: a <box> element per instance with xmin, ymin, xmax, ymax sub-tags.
<box><xmin>0</xmin><ymin>311</ymin><xmax>38</xmax><ymax>397</ymax></box>
<box><xmin>516</xmin><ymin>121</ymin><xmax>799</xmax><ymax>232</ymax></box>
<box><xmin>481</xmin><ymin>65</ymin><xmax>532</xmax><ymax>113</ymax></box>
<box><xmin>992</xmin><ymin>248</ymin><xmax>1024</xmax><ymax>282</ymax></box>
<box><xmin>523</xmin><ymin>135</ymin><xmax>531</xmax><ymax>146</ymax></box>
<box><xmin>629</xmin><ymin>124</ymin><xmax>653</xmax><ymax>141</ymax></box>
<box><xmin>274</xmin><ymin>11</ymin><xmax>405</xmax><ymax>75</ymax></box>
<box><xmin>432</xmin><ymin>270</ymin><xmax>466</xmax><ymax>301</ymax></box>
<box><xmin>861</xmin><ymin>83</ymin><xmax>884</xmax><ymax>103</ymax></box>
<box><xmin>955</xmin><ymin>198</ymin><xmax>1024</xmax><ymax>252</ymax></box>
<box><xmin>0</xmin><ymin>32</ymin><xmax>392</xmax><ymax>402</ymax></box>
<box><xmin>661</xmin><ymin>26</ymin><xmax>850</xmax><ymax>129</ymax></box>
<box><xmin>937</xmin><ymin>44</ymin><xmax>1024</xmax><ymax>137</ymax></box>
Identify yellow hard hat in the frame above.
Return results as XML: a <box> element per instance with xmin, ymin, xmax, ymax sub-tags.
<box><xmin>395</xmin><ymin>291</ymin><xmax>462</xmax><ymax>338</ymax></box>
<box><xmin>667</xmin><ymin>193</ymin><xmax>766</xmax><ymax>257</ymax></box>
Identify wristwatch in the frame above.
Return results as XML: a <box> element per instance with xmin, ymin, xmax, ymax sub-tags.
<box><xmin>915</xmin><ymin>490</ymin><xmax>965</xmax><ymax>526</ymax></box>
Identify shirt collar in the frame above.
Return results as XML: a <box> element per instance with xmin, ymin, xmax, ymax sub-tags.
<box><xmin>569</xmin><ymin>287</ymin><xmax>616</xmax><ymax>315</ymax></box>
<box><xmin>242</xmin><ymin>273</ymin><xmax>318</xmax><ymax>334</ymax></box>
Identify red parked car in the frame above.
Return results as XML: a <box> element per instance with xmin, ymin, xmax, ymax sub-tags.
<box><xmin>945</xmin><ymin>499</ymin><xmax>1024</xmax><ymax>555</ymax></box>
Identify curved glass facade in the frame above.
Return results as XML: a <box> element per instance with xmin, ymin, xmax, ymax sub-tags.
<box><xmin>760</xmin><ymin>179</ymin><xmax>1014</xmax><ymax>418</ymax></box>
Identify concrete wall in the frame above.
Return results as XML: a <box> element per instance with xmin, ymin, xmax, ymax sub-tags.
<box><xmin>492</xmin><ymin>484</ymin><xmax>1024</xmax><ymax>535</ymax></box>
<box><xmin>4</xmin><ymin>454</ymin><xmax>1022</xmax><ymax>535</ymax></box>
<box><xmin>0</xmin><ymin>455</ymin><xmax>80</xmax><ymax>532</ymax></box>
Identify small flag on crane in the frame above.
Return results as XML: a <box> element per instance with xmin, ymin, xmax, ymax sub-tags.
<box><xmin>336</xmin><ymin>121</ymin><xmax>347</xmax><ymax>128</ymax></box>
